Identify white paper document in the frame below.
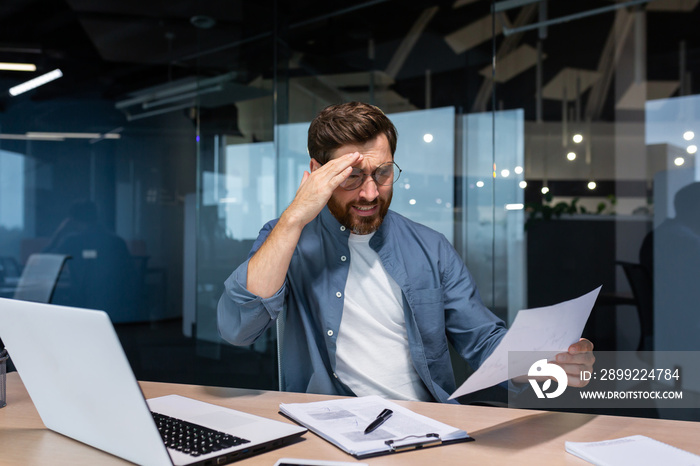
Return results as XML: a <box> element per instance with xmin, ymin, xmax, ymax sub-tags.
<box><xmin>279</xmin><ymin>395</ymin><xmax>470</xmax><ymax>458</ymax></box>
<box><xmin>565</xmin><ymin>435</ymin><xmax>700</xmax><ymax>466</ymax></box>
<box><xmin>449</xmin><ymin>286</ymin><xmax>601</xmax><ymax>399</ymax></box>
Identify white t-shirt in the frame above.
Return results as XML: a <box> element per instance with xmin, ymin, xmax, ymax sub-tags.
<box><xmin>334</xmin><ymin>232</ymin><xmax>432</xmax><ymax>401</ymax></box>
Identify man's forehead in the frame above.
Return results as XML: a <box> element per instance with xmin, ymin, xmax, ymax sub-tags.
<box><xmin>329</xmin><ymin>135</ymin><xmax>392</xmax><ymax>161</ymax></box>
<box><xmin>330</xmin><ymin>142</ymin><xmax>365</xmax><ymax>157</ymax></box>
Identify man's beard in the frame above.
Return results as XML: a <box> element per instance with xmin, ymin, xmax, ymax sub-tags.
<box><xmin>327</xmin><ymin>191</ymin><xmax>392</xmax><ymax>235</ymax></box>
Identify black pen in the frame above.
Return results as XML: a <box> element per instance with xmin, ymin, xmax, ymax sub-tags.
<box><xmin>364</xmin><ymin>408</ymin><xmax>393</xmax><ymax>434</ymax></box>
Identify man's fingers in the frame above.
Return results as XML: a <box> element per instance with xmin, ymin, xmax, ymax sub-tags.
<box><xmin>307</xmin><ymin>152</ymin><xmax>362</xmax><ymax>190</ymax></box>
<box><xmin>557</xmin><ymin>351</ymin><xmax>595</xmax><ymax>365</ymax></box>
<box><xmin>329</xmin><ymin>166</ymin><xmax>354</xmax><ymax>189</ymax></box>
<box><xmin>286</xmin><ymin>151</ymin><xmax>364</xmax><ymax>228</ymax></box>
<box><xmin>568</xmin><ymin>338</ymin><xmax>594</xmax><ymax>354</ymax></box>
<box><xmin>317</xmin><ymin>152</ymin><xmax>362</xmax><ymax>177</ymax></box>
<box><xmin>286</xmin><ymin>152</ymin><xmax>363</xmax><ymax>226</ymax></box>
<box><xmin>549</xmin><ymin>339</ymin><xmax>595</xmax><ymax>389</ymax></box>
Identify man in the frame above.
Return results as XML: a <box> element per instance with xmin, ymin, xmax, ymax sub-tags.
<box><xmin>218</xmin><ymin>101</ymin><xmax>593</xmax><ymax>403</ymax></box>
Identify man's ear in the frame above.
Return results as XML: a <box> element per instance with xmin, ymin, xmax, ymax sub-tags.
<box><xmin>310</xmin><ymin>158</ymin><xmax>322</xmax><ymax>173</ymax></box>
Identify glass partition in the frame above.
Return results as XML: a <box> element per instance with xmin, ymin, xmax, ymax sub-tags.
<box><xmin>645</xmin><ymin>95</ymin><xmax>700</xmax><ymax>353</ymax></box>
<box><xmin>461</xmin><ymin>110</ymin><xmax>525</xmax><ymax>322</ymax></box>
<box><xmin>492</xmin><ymin>1</ymin><xmax>700</xmax><ymax>420</ymax></box>
<box><xmin>1</xmin><ymin>0</ymin><xmax>699</xmax><ymax>420</ymax></box>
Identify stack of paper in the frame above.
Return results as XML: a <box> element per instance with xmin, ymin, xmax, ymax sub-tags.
<box><xmin>565</xmin><ymin>435</ymin><xmax>700</xmax><ymax>465</ymax></box>
<box><xmin>279</xmin><ymin>395</ymin><xmax>470</xmax><ymax>458</ymax></box>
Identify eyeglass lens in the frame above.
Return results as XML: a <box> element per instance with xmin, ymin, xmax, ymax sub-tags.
<box><xmin>340</xmin><ymin>162</ymin><xmax>401</xmax><ymax>190</ymax></box>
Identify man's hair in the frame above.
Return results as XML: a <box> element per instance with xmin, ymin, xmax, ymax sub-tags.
<box><xmin>307</xmin><ymin>101</ymin><xmax>397</xmax><ymax>164</ymax></box>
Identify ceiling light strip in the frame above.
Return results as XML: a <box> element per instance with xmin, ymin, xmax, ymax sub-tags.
<box><xmin>0</xmin><ymin>62</ymin><xmax>37</xmax><ymax>72</ymax></box>
<box><xmin>27</xmin><ymin>132</ymin><xmax>97</xmax><ymax>139</ymax></box>
<box><xmin>9</xmin><ymin>69</ymin><xmax>63</xmax><ymax>96</ymax></box>
<box><xmin>0</xmin><ymin>132</ymin><xmax>121</xmax><ymax>141</ymax></box>
<box><xmin>0</xmin><ymin>134</ymin><xmax>64</xmax><ymax>141</ymax></box>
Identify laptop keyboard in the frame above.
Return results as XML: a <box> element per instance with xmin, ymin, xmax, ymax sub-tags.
<box><xmin>152</xmin><ymin>411</ymin><xmax>251</xmax><ymax>457</ymax></box>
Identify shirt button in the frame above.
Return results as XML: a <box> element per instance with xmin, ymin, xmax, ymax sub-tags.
<box><xmin>336</xmin><ymin>291</ymin><xmax>342</xmax><ymax>298</ymax></box>
<box><xmin>340</xmin><ymin>226</ymin><xmax>346</xmax><ymax>231</ymax></box>
<box><xmin>340</xmin><ymin>255</ymin><xmax>347</xmax><ymax>262</ymax></box>
<box><xmin>327</xmin><ymin>330</ymin><xmax>334</xmax><ymax>337</ymax></box>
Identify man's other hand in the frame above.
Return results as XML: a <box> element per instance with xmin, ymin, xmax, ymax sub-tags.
<box><xmin>555</xmin><ymin>338</ymin><xmax>595</xmax><ymax>388</ymax></box>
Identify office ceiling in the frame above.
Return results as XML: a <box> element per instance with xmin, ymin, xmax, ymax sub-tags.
<box><xmin>0</xmin><ymin>0</ymin><xmax>699</xmax><ymax>123</ymax></box>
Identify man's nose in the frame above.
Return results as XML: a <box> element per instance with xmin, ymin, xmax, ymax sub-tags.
<box><xmin>358</xmin><ymin>175</ymin><xmax>379</xmax><ymax>201</ymax></box>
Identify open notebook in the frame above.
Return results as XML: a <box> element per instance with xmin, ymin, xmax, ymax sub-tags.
<box><xmin>0</xmin><ymin>297</ymin><xmax>306</xmax><ymax>466</ymax></box>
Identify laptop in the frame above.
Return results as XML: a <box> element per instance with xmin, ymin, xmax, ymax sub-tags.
<box><xmin>0</xmin><ymin>297</ymin><xmax>307</xmax><ymax>466</ymax></box>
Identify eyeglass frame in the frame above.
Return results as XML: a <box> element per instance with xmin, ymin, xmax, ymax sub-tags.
<box><xmin>337</xmin><ymin>161</ymin><xmax>402</xmax><ymax>191</ymax></box>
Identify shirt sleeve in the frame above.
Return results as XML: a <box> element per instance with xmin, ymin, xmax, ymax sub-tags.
<box><xmin>440</xmin><ymin>236</ymin><xmax>508</xmax><ymax>371</ymax></box>
<box><xmin>439</xmin><ymin>239</ymin><xmax>530</xmax><ymax>395</ymax></box>
<box><xmin>217</xmin><ymin>220</ymin><xmax>287</xmax><ymax>346</ymax></box>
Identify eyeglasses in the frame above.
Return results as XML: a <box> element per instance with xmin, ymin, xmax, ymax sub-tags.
<box><xmin>339</xmin><ymin>161</ymin><xmax>402</xmax><ymax>191</ymax></box>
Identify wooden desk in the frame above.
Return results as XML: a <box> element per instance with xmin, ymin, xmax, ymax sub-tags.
<box><xmin>2</xmin><ymin>371</ymin><xmax>700</xmax><ymax>465</ymax></box>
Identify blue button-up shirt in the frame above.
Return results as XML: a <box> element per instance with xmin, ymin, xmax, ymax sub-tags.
<box><xmin>217</xmin><ymin>206</ymin><xmax>507</xmax><ymax>403</ymax></box>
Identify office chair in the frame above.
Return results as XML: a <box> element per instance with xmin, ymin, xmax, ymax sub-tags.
<box><xmin>13</xmin><ymin>253</ymin><xmax>70</xmax><ymax>304</ymax></box>
<box><xmin>3</xmin><ymin>253</ymin><xmax>69</xmax><ymax>374</ymax></box>
<box><xmin>616</xmin><ymin>261</ymin><xmax>653</xmax><ymax>351</ymax></box>
<box><xmin>0</xmin><ymin>257</ymin><xmax>21</xmax><ymax>283</ymax></box>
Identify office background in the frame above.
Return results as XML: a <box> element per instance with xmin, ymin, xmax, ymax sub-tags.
<box><xmin>0</xmin><ymin>0</ymin><xmax>698</xmax><ymax>419</ymax></box>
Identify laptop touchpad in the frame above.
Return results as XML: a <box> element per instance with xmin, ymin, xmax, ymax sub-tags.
<box><xmin>191</xmin><ymin>411</ymin><xmax>256</xmax><ymax>430</ymax></box>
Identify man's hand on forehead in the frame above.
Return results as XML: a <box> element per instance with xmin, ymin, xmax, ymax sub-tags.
<box><xmin>331</xmin><ymin>147</ymin><xmax>364</xmax><ymax>161</ymax></box>
<box><xmin>281</xmin><ymin>152</ymin><xmax>362</xmax><ymax>229</ymax></box>
<box><xmin>314</xmin><ymin>151</ymin><xmax>364</xmax><ymax>181</ymax></box>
